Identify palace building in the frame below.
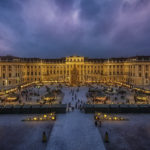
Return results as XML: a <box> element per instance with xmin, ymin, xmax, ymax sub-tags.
<box><xmin>0</xmin><ymin>55</ymin><xmax>150</xmax><ymax>87</ymax></box>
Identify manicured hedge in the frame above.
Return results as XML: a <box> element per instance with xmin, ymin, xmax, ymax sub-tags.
<box><xmin>0</xmin><ymin>104</ymin><xmax>66</xmax><ymax>114</ymax></box>
<box><xmin>84</xmin><ymin>104</ymin><xmax>150</xmax><ymax>113</ymax></box>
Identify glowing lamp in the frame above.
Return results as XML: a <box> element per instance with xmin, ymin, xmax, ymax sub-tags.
<box><xmin>33</xmin><ymin>117</ymin><xmax>37</xmax><ymax>121</ymax></box>
<box><xmin>104</xmin><ymin>114</ymin><xmax>107</xmax><ymax>118</ymax></box>
<box><xmin>114</xmin><ymin>117</ymin><xmax>117</xmax><ymax>120</ymax></box>
<box><xmin>44</xmin><ymin>115</ymin><xmax>47</xmax><ymax>118</ymax></box>
<box><xmin>51</xmin><ymin>116</ymin><xmax>55</xmax><ymax>120</ymax></box>
<box><xmin>95</xmin><ymin>116</ymin><xmax>98</xmax><ymax>120</ymax></box>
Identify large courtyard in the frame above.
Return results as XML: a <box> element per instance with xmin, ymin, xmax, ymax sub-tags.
<box><xmin>1</xmin><ymin>83</ymin><xmax>150</xmax><ymax>105</ymax></box>
<box><xmin>0</xmin><ymin>84</ymin><xmax>150</xmax><ymax>150</ymax></box>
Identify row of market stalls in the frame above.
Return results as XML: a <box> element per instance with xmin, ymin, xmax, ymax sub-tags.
<box><xmin>0</xmin><ymin>82</ymin><xmax>39</xmax><ymax>103</ymax></box>
<box><xmin>87</xmin><ymin>88</ymin><xmax>107</xmax><ymax>104</ymax></box>
<box><xmin>87</xmin><ymin>84</ymin><xmax>150</xmax><ymax>104</ymax></box>
<box><xmin>42</xmin><ymin>89</ymin><xmax>63</xmax><ymax>104</ymax></box>
<box><xmin>0</xmin><ymin>82</ymin><xmax>38</xmax><ymax>96</ymax></box>
<box><xmin>0</xmin><ymin>93</ymin><xmax>19</xmax><ymax>103</ymax></box>
<box><xmin>0</xmin><ymin>89</ymin><xmax>63</xmax><ymax>105</ymax></box>
<box><xmin>87</xmin><ymin>86</ymin><xmax>122</xmax><ymax>104</ymax></box>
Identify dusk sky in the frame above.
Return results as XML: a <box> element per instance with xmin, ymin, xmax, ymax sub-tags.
<box><xmin>0</xmin><ymin>0</ymin><xmax>150</xmax><ymax>58</ymax></box>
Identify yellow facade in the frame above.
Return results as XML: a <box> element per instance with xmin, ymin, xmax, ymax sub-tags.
<box><xmin>0</xmin><ymin>56</ymin><xmax>150</xmax><ymax>87</ymax></box>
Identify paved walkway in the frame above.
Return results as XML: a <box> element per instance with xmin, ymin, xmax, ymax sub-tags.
<box><xmin>46</xmin><ymin>87</ymin><xmax>106</xmax><ymax>150</ymax></box>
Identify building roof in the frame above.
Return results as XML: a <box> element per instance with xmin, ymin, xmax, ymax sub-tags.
<box><xmin>0</xmin><ymin>55</ymin><xmax>150</xmax><ymax>63</ymax></box>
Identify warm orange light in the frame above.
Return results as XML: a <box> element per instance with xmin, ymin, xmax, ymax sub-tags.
<box><xmin>7</xmin><ymin>97</ymin><xmax>17</xmax><ymax>101</ymax></box>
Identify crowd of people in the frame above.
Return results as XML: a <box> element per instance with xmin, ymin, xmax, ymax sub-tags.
<box><xmin>67</xmin><ymin>88</ymin><xmax>86</xmax><ymax>112</ymax></box>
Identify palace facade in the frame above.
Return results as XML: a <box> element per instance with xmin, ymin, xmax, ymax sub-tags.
<box><xmin>0</xmin><ymin>55</ymin><xmax>150</xmax><ymax>87</ymax></box>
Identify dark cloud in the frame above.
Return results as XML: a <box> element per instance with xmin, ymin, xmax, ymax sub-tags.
<box><xmin>0</xmin><ymin>0</ymin><xmax>150</xmax><ymax>58</ymax></box>
<box><xmin>54</xmin><ymin>0</ymin><xmax>75</xmax><ymax>11</ymax></box>
<box><xmin>79</xmin><ymin>0</ymin><xmax>101</xmax><ymax>20</ymax></box>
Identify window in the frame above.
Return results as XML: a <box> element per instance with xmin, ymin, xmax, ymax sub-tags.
<box><xmin>146</xmin><ymin>65</ymin><xmax>149</xmax><ymax>71</ymax></box>
<box><xmin>9</xmin><ymin>73</ymin><xmax>11</xmax><ymax>77</ymax></box>
<box><xmin>3</xmin><ymin>65</ymin><xmax>6</xmax><ymax>71</ymax></box>
<box><xmin>145</xmin><ymin>73</ymin><xmax>148</xmax><ymax>78</ymax></box>
<box><xmin>139</xmin><ymin>65</ymin><xmax>142</xmax><ymax>71</ymax></box>
<box><xmin>9</xmin><ymin>66</ymin><xmax>12</xmax><ymax>71</ymax></box>
<box><xmin>3</xmin><ymin>73</ymin><xmax>5</xmax><ymax>78</ymax></box>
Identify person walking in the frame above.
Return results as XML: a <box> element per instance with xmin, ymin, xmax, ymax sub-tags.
<box><xmin>95</xmin><ymin>120</ymin><xmax>97</xmax><ymax>126</ymax></box>
<box><xmin>99</xmin><ymin>120</ymin><xmax>102</xmax><ymax>127</ymax></box>
<box><xmin>104</xmin><ymin>131</ymin><xmax>109</xmax><ymax>143</ymax></box>
<box><xmin>42</xmin><ymin>131</ymin><xmax>47</xmax><ymax>143</ymax></box>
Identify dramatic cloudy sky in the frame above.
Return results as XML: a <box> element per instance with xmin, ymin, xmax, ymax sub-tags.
<box><xmin>0</xmin><ymin>0</ymin><xmax>150</xmax><ymax>58</ymax></box>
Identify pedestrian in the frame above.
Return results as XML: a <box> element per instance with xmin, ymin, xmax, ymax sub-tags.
<box><xmin>80</xmin><ymin>106</ymin><xmax>82</xmax><ymax>111</ymax></box>
<box><xmin>75</xmin><ymin>103</ymin><xmax>77</xmax><ymax>109</ymax></box>
<box><xmin>95</xmin><ymin>120</ymin><xmax>97</xmax><ymax>126</ymax></box>
<box><xmin>69</xmin><ymin>107</ymin><xmax>72</xmax><ymax>112</ymax></box>
<box><xmin>99</xmin><ymin>120</ymin><xmax>102</xmax><ymax>127</ymax></box>
<box><xmin>104</xmin><ymin>131</ymin><xmax>109</xmax><ymax>143</ymax></box>
<box><xmin>42</xmin><ymin>131</ymin><xmax>47</xmax><ymax>143</ymax></box>
<box><xmin>72</xmin><ymin>106</ymin><xmax>74</xmax><ymax>111</ymax></box>
<box><xmin>80</xmin><ymin>104</ymin><xmax>81</xmax><ymax>108</ymax></box>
